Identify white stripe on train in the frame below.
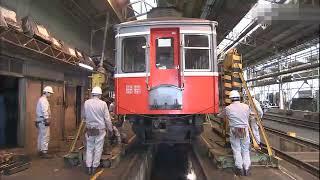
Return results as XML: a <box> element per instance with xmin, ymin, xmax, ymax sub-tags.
<box><xmin>114</xmin><ymin>72</ymin><xmax>219</xmax><ymax>78</ymax></box>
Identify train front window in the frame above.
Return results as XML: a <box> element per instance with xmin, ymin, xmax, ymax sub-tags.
<box><xmin>184</xmin><ymin>35</ymin><xmax>210</xmax><ymax>70</ymax></box>
<box><xmin>156</xmin><ymin>38</ymin><xmax>174</xmax><ymax>69</ymax></box>
<box><xmin>122</xmin><ymin>37</ymin><xmax>146</xmax><ymax>73</ymax></box>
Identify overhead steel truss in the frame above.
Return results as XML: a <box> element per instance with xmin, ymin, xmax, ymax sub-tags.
<box><xmin>0</xmin><ymin>28</ymin><xmax>94</xmax><ymax>69</ymax></box>
<box><xmin>245</xmin><ymin>42</ymin><xmax>319</xmax><ymax>87</ymax></box>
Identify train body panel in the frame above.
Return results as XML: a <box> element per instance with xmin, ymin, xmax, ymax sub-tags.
<box><xmin>115</xmin><ymin>76</ymin><xmax>219</xmax><ymax>114</ymax></box>
<box><xmin>113</xmin><ymin>18</ymin><xmax>219</xmax><ymax>143</ymax></box>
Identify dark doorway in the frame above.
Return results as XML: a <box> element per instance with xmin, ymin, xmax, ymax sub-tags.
<box><xmin>75</xmin><ymin>86</ymin><xmax>82</xmax><ymax>126</ymax></box>
<box><xmin>0</xmin><ymin>75</ymin><xmax>19</xmax><ymax>148</ymax></box>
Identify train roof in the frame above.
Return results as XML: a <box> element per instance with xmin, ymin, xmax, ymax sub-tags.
<box><xmin>114</xmin><ymin>17</ymin><xmax>218</xmax><ymax>29</ymax></box>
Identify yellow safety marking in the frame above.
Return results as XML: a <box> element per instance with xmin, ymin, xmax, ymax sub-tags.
<box><xmin>231</xmin><ymin>81</ymin><xmax>242</xmax><ymax>87</ymax></box>
<box><xmin>225</xmin><ymin>99</ymin><xmax>232</xmax><ymax>104</ymax></box>
<box><xmin>224</xmin><ymin>91</ymin><xmax>231</xmax><ymax>96</ymax></box>
<box><xmin>224</xmin><ymin>75</ymin><xmax>232</xmax><ymax>80</ymax></box>
<box><xmin>90</xmin><ymin>169</ymin><xmax>104</xmax><ymax>180</ymax></box>
<box><xmin>287</xmin><ymin>132</ymin><xmax>296</xmax><ymax>137</ymax></box>
<box><xmin>224</xmin><ymin>82</ymin><xmax>232</xmax><ymax>88</ymax></box>
<box><xmin>232</xmin><ymin>55</ymin><xmax>241</xmax><ymax>60</ymax></box>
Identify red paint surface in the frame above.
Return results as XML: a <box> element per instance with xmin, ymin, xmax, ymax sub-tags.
<box><xmin>149</xmin><ymin>28</ymin><xmax>181</xmax><ymax>88</ymax></box>
<box><xmin>115</xmin><ymin>28</ymin><xmax>219</xmax><ymax>115</ymax></box>
<box><xmin>115</xmin><ymin>76</ymin><xmax>219</xmax><ymax>114</ymax></box>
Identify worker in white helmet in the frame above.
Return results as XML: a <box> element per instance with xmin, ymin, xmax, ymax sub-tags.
<box><xmin>248</xmin><ymin>91</ymin><xmax>263</xmax><ymax>147</ymax></box>
<box><xmin>83</xmin><ymin>86</ymin><xmax>113</xmax><ymax>175</ymax></box>
<box><xmin>35</xmin><ymin>86</ymin><xmax>54</xmax><ymax>158</ymax></box>
<box><xmin>225</xmin><ymin>90</ymin><xmax>251</xmax><ymax>176</ymax></box>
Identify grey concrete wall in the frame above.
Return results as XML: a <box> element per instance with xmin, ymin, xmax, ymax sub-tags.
<box><xmin>0</xmin><ymin>0</ymin><xmax>92</xmax><ymax>54</ymax></box>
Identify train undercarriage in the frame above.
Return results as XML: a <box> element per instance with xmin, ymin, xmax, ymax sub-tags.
<box><xmin>128</xmin><ymin>114</ymin><xmax>205</xmax><ymax>144</ymax></box>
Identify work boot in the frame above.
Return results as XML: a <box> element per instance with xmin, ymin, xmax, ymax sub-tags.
<box><xmin>91</xmin><ymin>167</ymin><xmax>97</xmax><ymax>175</ymax></box>
<box><xmin>86</xmin><ymin>167</ymin><xmax>92</xmax><ymax>175</ymax></box>
<box><xmin>234</xmin><ymin>167</ymin><xmax>244</xmax><ymax>176</ymax></box>
<box><xmin>38</xmin><ymin>151</ymin><xmax>43</xmax><ymax>157</ymax></box>
<box><xmin>244</xmin><ymin>168</ymin><xmax>251</xmax><ymax>176</ymax></box>
<box><xmin>40</xmin><ymin>152</ymin><xmax>53</xmax><ymax>159</ymax></box>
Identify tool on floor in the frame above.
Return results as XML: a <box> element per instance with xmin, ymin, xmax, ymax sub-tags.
<box><xmin>0</xmin><ymin>154</ymin><xmax>30</xmax><ymax>175</ymax></box>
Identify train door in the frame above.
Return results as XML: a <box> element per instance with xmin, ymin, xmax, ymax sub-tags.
<box><xmin>149</xmin><ymin>28</ymin><xmax>182</xmax><ymax>110</ymax></box>
<box><xmin>150</xmin><ymin>28</ymin><xmax>180</xmax><ymax>87</ymax></box>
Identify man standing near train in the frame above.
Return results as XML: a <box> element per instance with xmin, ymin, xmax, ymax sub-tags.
<box><xmin>83</xmin><ymin>86</ymin><xmax>113</xmax><ymax>175</ymax></box>
<box><xmin>225</xmin><ymin>90</ymin><xmax>251</xmax><ymax>176</ymax></box>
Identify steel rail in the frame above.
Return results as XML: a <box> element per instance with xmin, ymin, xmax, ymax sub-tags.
<box><xmin>260</xmin><ymin>143</ymin><xmax>319</xmax><ymax>177</ymax></box>
<box><xmin>211</xmin><ymin>117</ymin><xmax>319</xmax><ymax>177</ymax></box>
<box><xmin>264</xmin><ymin>126</ymin><xmax>319</xmax><ymax>150</ymax></box>
<box><xmin>263</xmin><ymin>114</ymin><xmax>319</xmax><ymax>130</ymax></box>
<box><xmin>262</xmin><ymin>126</ymin><xmax>319</xmax><ymax>177</ymax></box>
<box><xmin>265</xmin><ymin>113</ymin><xmax>319</xmax><ymax>124</ymax></box>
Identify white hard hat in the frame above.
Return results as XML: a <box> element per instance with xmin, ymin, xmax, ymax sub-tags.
<box><xmin>229</xmin><ymin>90</ymin><xmax>240</xmax><ymax>98</ymax></box>
<box><xmin>91</xmin><ymin>86</ymin><xmax>102</xmax><ymax>95</ymax></box>
<box><xmin>43</xmin><ymin>86</ymin><xmax>54</xmax><ymax>94</ymax></box>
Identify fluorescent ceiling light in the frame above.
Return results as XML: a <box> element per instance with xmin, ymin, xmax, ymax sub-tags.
<box><xmin>79</xmin><ymin>63</ymin><xmax>93</xmax><ymax>71</ymax></box>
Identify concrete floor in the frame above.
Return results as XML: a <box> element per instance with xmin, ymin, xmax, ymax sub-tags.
<box><xmin>1</xmin><ymin>147</ymin><xmax>147</xmax><ymax>180</ymax></box>
<box><xmin>1</xmin><ymin>121</ymin><xmax>137</xmax><ymax>180</ymax></box>
<box><xmin>1</xmin><ymin>122</ymin><xmax>318</xmax><ymax>180</ymax></box>
<box><xmin>2</xmin><ymin>154</ymin><xmax>88</xmax><ymax>180</ymax></box>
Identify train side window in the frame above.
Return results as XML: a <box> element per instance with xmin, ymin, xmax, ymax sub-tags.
<box><xmin>184</xmin><ymin>35</ymin><xmax>210</xmax><ymax>70</ymax></box>
<box><xmin>156</xmin><ymin>37</ymin><xmax>174</xmax><ymax>69</ymax></box>
<box><xmin>122</xmin><ymin>37</ymin><xmax>146</xmax><ymax>73</ymax></box>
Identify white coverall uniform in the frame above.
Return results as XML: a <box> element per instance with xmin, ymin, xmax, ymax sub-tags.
<box><xmin>36</xmin><ymin>95</ymin><xmax>51</xmax><ymax>153</ymax></box>
<box><xmin>84</xmin><ymin>97</ymin><xmax>113</xmax><ymax>168</ymax></box>
<box><xmin>250</xmin><ymin>98</ymin><xmax>263</xmax><ymax>145</ymax></box>
<box><xmin>225</xmin><ymin>101</ymin><xmax>251</xmax><ymax>170</ymax></box>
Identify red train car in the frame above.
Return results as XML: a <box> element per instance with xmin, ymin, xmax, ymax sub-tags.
<box><xmin>114</xmin><ymin>18</ymin><xmax>219</xmax><ymax>143</ymax></box>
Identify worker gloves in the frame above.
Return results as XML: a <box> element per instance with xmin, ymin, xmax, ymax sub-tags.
<box><xmin>34</xmin><ymin>119</ymin><xmax>50</xmax><ymax>128</ymax></box>
<box><xmin>44</xmin><ymin>119</ymin><xmax>50</xmax><ymax>126</ymax></box>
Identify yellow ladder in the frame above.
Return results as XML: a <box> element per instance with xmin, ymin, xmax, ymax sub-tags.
<box><xmin>237</xmin><ymin>71</ymin><xmax>273</xmax><ymax>156</ymax></box>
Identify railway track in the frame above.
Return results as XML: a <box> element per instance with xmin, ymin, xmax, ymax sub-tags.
<box><xmin>151</xmin><ymin>144</ymin><xmax>206</xmax><ymax>180</ymax></box>
<box><xmin>264</xmin><ymin>127</ymin><xmax>319</xmax><ymax>150</ymax></box>
<box><xmin>263</xmin><ymin>113</ymin><xmax>319</xmax><ymax>130</ymax></box>
<box><xmin>209</xmin><ymin>117</ymin><xmax>319</xmax><ymax>177</ymax></box>
<box><xmin>263</xmin><ymin>126</ymin><xmax>319</xmax><ymax>177</ymax></box>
